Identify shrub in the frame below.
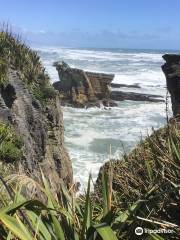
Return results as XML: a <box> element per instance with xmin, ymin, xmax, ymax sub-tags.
<box><xmin>96</xmin><ymin>121</ymin><xmax>180</xmax><ymax>239</ymax></box>
<box><xmin>32</xmin><ymin>84</ymin><xmax>57</xmax><ymax>105</ymax></box>
<box><xmin>0</xmin><ymin>172</ymin><xmax>119</xmax><ymax>240</ymax></box>
<box><xmin>0</xmin><ymin>27</ymin><xmax>55</xmax><ymax>105</ymax></box>
<box><xmin>0</xmin><ymin>122</ymin><xmax>179</xmax><ymax>239</ymax></box>
<box><xmin>0</xmin><ymin>142</ymin><xmax>22</xmax><ymax>163</ymax></box>
<box><xmin>0</xmin><ymin>59</ymin><xmax>8</xmax><ymax>86</ymax></box>
<box><xmin>0</xmin><ymin>122</ymin><xmax>23</xmax><ymax>163</ymax></box>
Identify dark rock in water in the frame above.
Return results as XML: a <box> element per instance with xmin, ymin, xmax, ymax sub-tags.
<box><xmin>0</xmin><ymin>68</ymin><xmax>73</xmax><ymax>191</ymax></box>
<box><xmin>162</xmin><ymin>54</ymin><xmax>180</xmax><ymax>117</ymax></box>
<box><xmin>162</xmin><ymin>54</ymin><xmax>180</xmax><ymax>63</ymax></box>
<box><xmin>102</xmin><ymin>99</ymin><xmax>118</xmax><ymax>107</ymax></box>
<box><xmin>111</xmin><ymin>83</ymin><xmax>141</xmax><ymax>89</ymax></box>
<box><xmin>110</xmin><ymin>91</ymin><xmax>164</xmax><ymax>102</ymax></box>
<box><xmin>53</xmin><ymin>61</ymin><xmax>164</xmax><ymax>107</ymax></box>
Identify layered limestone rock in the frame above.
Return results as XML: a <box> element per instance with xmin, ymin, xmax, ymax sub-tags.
<box><xmin>111</xmin><ymin>83</ymin><xmax>141</xmax><ymax>89</ymax></box>
<box><xmin>162</xmin><ymin>54</ymin><xmax>180</xmax><ymax>117</ymax></box>
<box><xmin>0</xmin><ymin>67</ymin><xmax>73</xmax><ymax>191</ymax></box>
<box><xmin>53</xmin><ymin>61</ymin><xmax>115</xmax><ymax>107</ymax></box>
<box><xmin>0</xmin><ymin>31</ymin><xmax>73</xmax><ymax>191</ymax></box>
<box><xmin>110</xmin><ymin>91</ymin><xmax>163</xmax><ymax>102</ymax></box>
<box><xmin>53</xmin><ymin>61</ymin><xmax>164</xmax><ymax>108</ymax></box>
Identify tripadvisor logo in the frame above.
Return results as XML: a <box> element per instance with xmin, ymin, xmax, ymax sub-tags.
<box><xmin>135</xmin><ymin>226</ymin><xmax>174</xmax><ymax>235</ymax></box>
<box><xmin>135</xmin><ymin>227</ymin><xmax>143</xmax><ymax>235</ymax></box>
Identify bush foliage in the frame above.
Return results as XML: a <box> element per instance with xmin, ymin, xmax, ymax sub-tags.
<box><xmin>0</xmin><ymin>122</ymin><xmax>23</xmax><ymax>163</ymax></box>
<box><xmin>0</xmin><ymin>121</ymin><xmax>179</xmax><ymax>239</ymax></box>
<box><xmin>0</xmin><ymin>27</ymin><xmax>56</xmax><ymax>104</ymax></box>
<box><xmin>96</xmin><ymin>121</ymin><xmax>180</xmax><ymax>239</ymax></box>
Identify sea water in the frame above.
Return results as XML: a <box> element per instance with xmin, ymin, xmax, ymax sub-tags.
<box><xmin>35</xmin><ymin>47</ymin><xmax>178</xmax><ymax>189</ymax></box>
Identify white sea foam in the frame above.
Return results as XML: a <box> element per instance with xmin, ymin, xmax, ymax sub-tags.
<box><xmin>35</xmin><ymin>46</ymin><xmax>163</xmax><ymax>62</ymax></box>
<box><xmin>113</xmin><ymin>70</ymin><xmax>165</xmax><ymax>86</ymax></box>
<box><xmin>36</xmin><ymin>46</ymin><xmax>172</xmax><ymax>188</ymax></box>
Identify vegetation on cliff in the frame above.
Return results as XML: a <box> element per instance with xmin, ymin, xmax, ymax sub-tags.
<box><xmin>0</xmin><ymin>28</ymin><xmax>56</xmax><ymax>104</ymax></box>
<box><xmin>0</xmin><ymin>122</ymin><xmax>22</xmax><ymax>167</ymax></box>
<box><xmin>0</xmin><ymin>29</ymin><xmax>179</xmax><ymax>239</ymax></box>
<box><xmin>96</xmin><ymin>121</ymin><xmax>180</xmax><ymax>239</ymax></box>
<box><xmin>0</xmin><ymin>27</ymin><xmax>73</xmax><ymax>195</ymax></box>
<box><xmin>0</xmin><ymin>121</ymin><xmax>179</xmax><ymax>239</ymax></box>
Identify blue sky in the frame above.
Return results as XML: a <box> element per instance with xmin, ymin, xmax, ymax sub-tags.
<box><xmin>0</xmin><ymin>0</ymin><xmax>180</xmax><ymax>49</ymax></box>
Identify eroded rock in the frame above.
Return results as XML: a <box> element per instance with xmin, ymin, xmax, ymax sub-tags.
<box><xmin>162</xmin><ymin>54</ymin><xmax>180</xmax><ymax>117</ymax></box>
<box><xmin>0</xmin><ymin>68</ymin><xmax>73</xmax><ymax>191</ymax></box>
<box><xmin>110</xmin><ymin>91</ymin><xmax>164</xmax><ymax>102</ymax></box>
<box><xmin>111</xmin><ymin>83</ymin><xmax>141</xmax><ymax>89</ymax></box>
<box><xmin>53</xmin><ymin>61</ymin><xmax>115</xmax><ymax>108</ymax></box>
<box><xmin>53</xmin><ymin>61</ymin><xmax>164</xmax><ymax>107</ymax></box>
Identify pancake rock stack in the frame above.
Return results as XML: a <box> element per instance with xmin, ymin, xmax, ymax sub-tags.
<box><xmin>162</xmin><ymin>54</ymin><xmax>180</xmax><ymax>118</ymax></box>
<box><xmin>53</xmin><ymin>61</ymin><xmax>116</xmax><ymax>108</ymax></box>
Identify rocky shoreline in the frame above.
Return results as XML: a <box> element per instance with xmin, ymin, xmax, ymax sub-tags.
<box><xmin>0</xmin><ymin>31</ymin><xmax>180</xmax><ymax>238</ymax></box>
<box><xmin>53</xmin><ymin>61</ymin><xmax>164</xmax><ymax>108</ymax></box>
<box><xmin>111</xmin><ymin>83</ymin><xmax>141</xmax><ymax>88</ymax></box>
<box><xmin>0</xmin><ymin>31</ymin><xmax>179</xmax><ymax>193</ymax></box>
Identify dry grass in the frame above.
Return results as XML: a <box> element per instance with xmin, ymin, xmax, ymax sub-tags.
<box><xmin>96</xmin><ymin>120</ymin><xmax>180</xmax><ymax>239</ymax></box>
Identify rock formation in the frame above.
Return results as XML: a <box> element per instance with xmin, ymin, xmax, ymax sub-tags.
<box><xmin>53</xmin><ymin>61</ymin><xmax>115</xmax><ymax>108</ymax></box>
<box><xmin>111</xmin><ymin>83</ymin><xmax>141</xmax><ymax>89</ymax></box>
<box><xmin>162</xmin><ymin>54</ymin><xmax>180</xmax><ymax>117</ymax></box>
<box><xmin>0</xmin><ymin>68</ymin><xmax>73</xmax><ymax>191</ymax></box>
<box><xmin>53</xmin><ymin>61</ymin><xmax>164</xmax><ymax>108</ymax></box>
<box><xmin>0</xmin><ymin>33</ymin><xmax>73</xmax><ymax>191</ymax></box>
<box><xmin>110</xmin><ymin>91</ymin><xmax>163</xmax><ymax>102</ymax></box>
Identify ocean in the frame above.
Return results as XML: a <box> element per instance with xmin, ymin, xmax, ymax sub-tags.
<box><xmin>35</xmin><ymin>47</ymin><xmax>177</xmax><ymax>189</ymax></box>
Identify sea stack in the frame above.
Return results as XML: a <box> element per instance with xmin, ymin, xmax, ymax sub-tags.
<box><xmin>53</xmin><ymin>61</ymin><xmax>116</xmax><ymax>108</ymax></box>
<box><xmin>162</xmin><ymin>54</ymin><xmax>180</xmax><ymax>118</ymax></box>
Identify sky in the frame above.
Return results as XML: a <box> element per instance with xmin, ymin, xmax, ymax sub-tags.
<box><xmin>0</xmin><ymin>0</ymin><xmax>180</xmax><ymax>49</ymax></box>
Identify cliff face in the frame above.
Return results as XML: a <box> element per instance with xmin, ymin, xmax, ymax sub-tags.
<box><xmin>0</xmin><ymin>68</ymin><xmax>72</xmax><ymax>190</ymax></box>
<box><xmin>162</xmin><ymin>54</ymin><xmax>180</xmax><ymax>117</ymax></box>
<box><xmin>0</xmin><ymin>32</ymin><xmax>73</xmax><ymax>190</ymax></box>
